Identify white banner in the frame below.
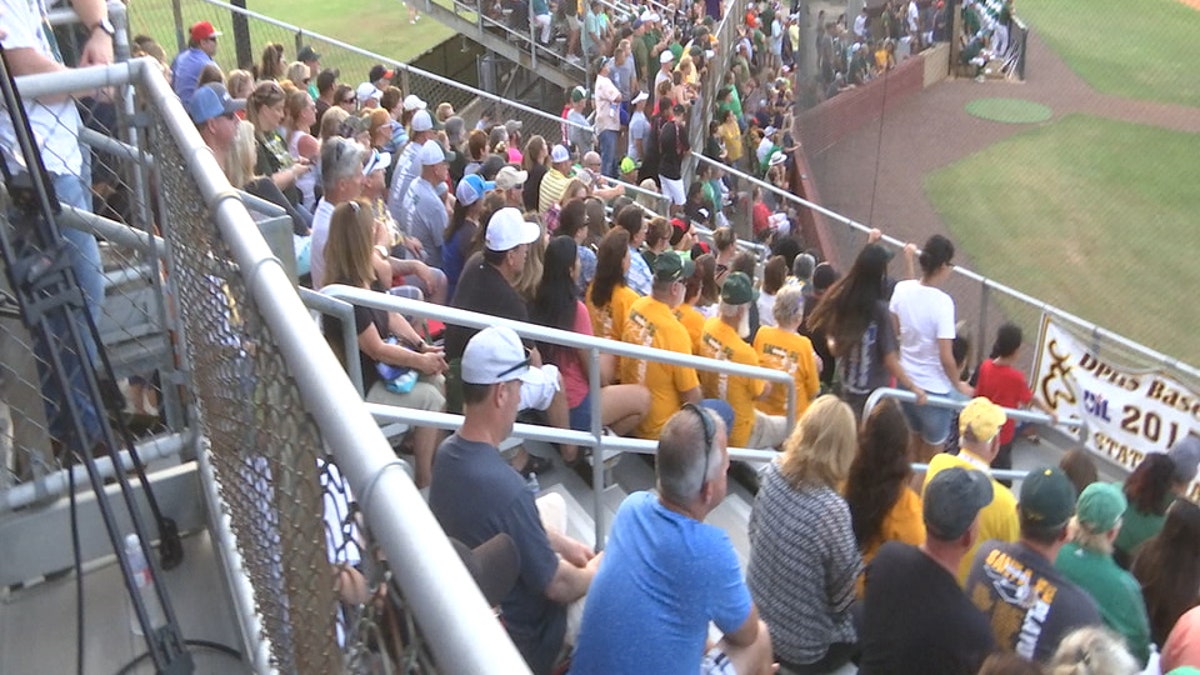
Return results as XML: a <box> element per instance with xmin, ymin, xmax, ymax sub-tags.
<box><xmin>1033</xmin><ymin>316</ymin><xmax>1199</xmax><ymax>500</ymax></box>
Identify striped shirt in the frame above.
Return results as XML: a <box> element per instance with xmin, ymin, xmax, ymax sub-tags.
<box><xmin>748</xmin><ymin>462</ymin><xmax>862</xmax><ymax>665</ymax></box>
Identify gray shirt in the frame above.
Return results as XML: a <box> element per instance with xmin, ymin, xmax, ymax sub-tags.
<box><xmin>404</xmin><ymin>178</ymin><xmax>448</xmax><ymax>269</ymax></box>
<box><xmin>627</xmin><ymin>111</ymin><xmax>651</xmax><ymax>161</ymax></box>
<box><xmin>386</xmin><ymin>141</ymin><xmax>422</xmax><ymax>229</ymax></box>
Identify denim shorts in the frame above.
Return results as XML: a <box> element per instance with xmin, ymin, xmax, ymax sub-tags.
<box><xmin>901</xmin><ymin>392</ymin><xmax>955</xmax><ymax>445</ymax></box>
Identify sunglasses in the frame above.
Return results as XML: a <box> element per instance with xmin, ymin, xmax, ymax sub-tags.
<box><xmin>342</xmin><ymin>97</ymin><xmax>356</xmax><ymax>104</ymax></box>
<box><xmin>683</xmin><ymin>403</ymin><xmax>715</xmax><ymax>492</ymax></box>
<box><xmin>497</xmin><ymin>347</ymin><xmax>533</xmax><ymax>380</ymax></box>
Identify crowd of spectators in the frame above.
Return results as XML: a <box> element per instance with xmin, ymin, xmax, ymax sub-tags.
<box><xmin>115</xmin><ymin>11</ymin><xmax>1200</xmax><ymax>675</ymax></box>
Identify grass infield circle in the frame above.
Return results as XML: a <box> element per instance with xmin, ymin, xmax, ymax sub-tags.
<box><xmin>965</xmin><ymin>98</ymin><xmax>1054</xmax><ymax>124</ymax></box>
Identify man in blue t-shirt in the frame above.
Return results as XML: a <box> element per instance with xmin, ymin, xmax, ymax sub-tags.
<box><xmin>429</xmin><ymin>326</ymin><xmax>600</xmax><ymax>675</ymax></box>
<box><xmin>570</xmin><ymin>406</ymin><xmax>774</xmax><ymax>675</ymax></box>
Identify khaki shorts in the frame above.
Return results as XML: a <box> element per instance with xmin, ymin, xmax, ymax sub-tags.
<box><xmin>745</xmin><ymin>410</ymin><xmax>789</xmax><ymax>449</ymax></box>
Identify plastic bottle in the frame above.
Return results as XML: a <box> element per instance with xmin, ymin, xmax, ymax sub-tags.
<box><xmin>125</xmin><ymin>533</ymin><xmax>166</xmax><ymax>636</ymax></box>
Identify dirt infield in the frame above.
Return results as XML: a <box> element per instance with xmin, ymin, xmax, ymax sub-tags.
<box><xmin>1176</xmin><ymin>0</ymin><xmax>1200</xmax><ymax>10</ymax></box>
<box><xmin>801</xmin><ymin>30</ymin><xmax>1199</xmax><ymax>363</ymax></box>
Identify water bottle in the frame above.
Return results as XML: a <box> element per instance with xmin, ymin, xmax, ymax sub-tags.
<box><xmin>125</xmin><ymin>533</ymin><xmax>166</xmax><ymax>636</ymax></box>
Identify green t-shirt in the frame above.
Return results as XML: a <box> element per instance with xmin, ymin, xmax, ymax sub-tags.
<box><xmin>1113</xmin><ymin>492</ymin><xmax>1171</xmax><ymax>560</ymax></box>
<box><xmin>632</xmin><ymin>36</ymin><xmax>650</xmax><ymax>82</ymax></box>
<box><xmin>1055</xmin><ymin>543</ymin><xmax>1152</xmax><ymax>666</ymax></box>
<box><xmin>729</xmin><ymin>86</ymin><xmax>743</xmax><ymax>118</ymax></box>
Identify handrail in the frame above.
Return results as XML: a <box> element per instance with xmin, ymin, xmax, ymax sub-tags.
<box><xmin>320</xmin><ymin>283</ymin><xmax>797</xmax><ymax>546</ymax></box>
<box><xmin>191</xmin><ymin>0</ymin><xmax>584</xmax><ymax>126</ymax></box>
<box><xmin>137</xmin><ymin>59</ymin><xmax>531</xmax><ymax>673</ymax></box>
<box><xmin>298</xmin><ymin>288</ymin><xmax>364</xmax><ymax>396</ymax></box>
<box><xmin>320</xmin><ymin>284</ymin><xmax>797</xmax><ymax>415</ymax></box>
<box><xmin>691</xmin><ymin>151</ymin><xmax>1199</xmax><ymax>381</ymax></box>
<box><xmin>862</xmin><ymin>387</ymin><xmax>1092</xmax><ymax>483</ymax></box>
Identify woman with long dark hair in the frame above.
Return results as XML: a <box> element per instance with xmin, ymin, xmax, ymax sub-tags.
<box><xmin>1114</xmin><ymin>452</ymin><xmax>1179</xmax><ymax>567</ymax></box>
<box><xmin>843</xmin><ymin>399</ymin><xmax>925</xmax><ymax>577</ymax></box>
<box><xmin>587</xmin><ymin>228</ymin><xmax>637</xmax><ymax>342</ymax></box>
<box><xmin>1131</xmin><ymin>498</ymin><xmax>1200</xmax><ymax>646</ymax></box>
<box><xmin>531</xmin><ymin>237</ymin><xmax>649</xmax><ymax>437</ymax></box>
<box><xmin>522</xmin><ymin>134</ymin><xmax>549</xmax><ymax>213</ymax></box>
<box><xmin>809</xmin><ymin>243</ymin><xmax>922</xmax><ymax>419</ymax></box>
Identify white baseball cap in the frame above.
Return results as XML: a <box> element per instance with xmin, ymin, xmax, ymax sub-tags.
<box><xmin>411</xmin><ymin>109</ymin><xmax>433</xmax><ymax>132</ymax></box>
<box><xmin>550</xmin><ymin>144</ymin><xmax>571</xmax><ymax>163</ymax></box>
<box><xmin>356</xmin><ymin>82</ymin><xmax>382</xmax><ymax>103</ymax></box>
<box><xmin>461</xmin><ymin>326</ymin><xmax>540</xmax><ymax>385</ymax></box>
<box><xmin>631</xmin><ymin>91</ymin><xmax>649</xmax><ymax>105</ymax></box>
<box><xmin>403</xmin><ymin>94</ymin><xmax>427</xmax><ymax>111</ymax></box>
<box><xmin>418</xmin><ymin>139</ymin><xmax>445</xmax><ymax>166</ymax></box>
<box><xmin>485</xmin><ymin>207</ymin><xmax>540</xmax><ymax>252</ymax></box>
<box><xmin>495</xmin><ymin>166</ymin><xmax>528</xmax><ymax>190</ymax></box>
<box><xmin>660</xmin><ymin>50</ymin><xmax>675</xmax><ymax>64</ymax></box>
<box><xmin>362</xmin><ymin>149</ymin><xmax>392</xmax><ymax>175</ymax></box>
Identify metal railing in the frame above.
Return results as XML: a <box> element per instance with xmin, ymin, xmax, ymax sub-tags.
<box><xmin>0</xmin><ymin>57</ymin><xmax>530</xmax><ymax>672</ymax></box>
<box><xmin>689</xmin><ymin>152</ymin><xmax>1200</xmax><ymax>389</ymax></box>
<box><xmin>861</xmin><ymin>388</ymin><xmax>1089</xmax><ymax>483</ymax></box>
<box><xmin>319</xmin><ymin>285</ymin><xmax>796</xmax><ymax>546</ymax></box>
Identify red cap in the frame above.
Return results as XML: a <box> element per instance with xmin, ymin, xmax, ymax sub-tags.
<box><xmin>190</xmin><ymin>21</ymin><xmax>221</xmax><ymax>43</ymax></box>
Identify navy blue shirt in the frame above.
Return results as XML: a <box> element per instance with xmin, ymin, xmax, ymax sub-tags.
<box><xmin>429</xmin><ymin>434</ymin><xmax>563</xmax><ymax>674</ymax></box>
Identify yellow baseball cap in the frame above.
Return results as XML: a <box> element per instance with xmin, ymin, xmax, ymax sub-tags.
<box><xmin>958</xmin><ymin>397</ymin><xmax>1007</xmax><ymax>441</ymax></box>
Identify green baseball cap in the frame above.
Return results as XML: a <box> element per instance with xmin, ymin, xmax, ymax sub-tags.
<box><xmin>720</xmin><ymin>271</ymin><xmax>757</xmax><ymax>305</ymax></box>
<box><xmin>1076</xmin><ymin>482</ymin><xmax>1127</xmax><ymax>533</ymax></box>
<box><xmin>1019</xmin><ymin>466</ymin><xmax>1077</xmax><ymax>529</ymax></box>
<box><xmin>653</xmin><ymin>252</ymin><xmax>695</xmax><ymax>282</ymax></box>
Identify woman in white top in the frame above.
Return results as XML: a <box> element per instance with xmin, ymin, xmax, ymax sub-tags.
<box><xmin>283</xmin><ymin>89</ymin><xmax>320</xmax><ymax>211</ymax></box>
<box><xmin>888</xmin><ymin>235</ymin><xmax>973</xmax><ymax>463</ymax></box>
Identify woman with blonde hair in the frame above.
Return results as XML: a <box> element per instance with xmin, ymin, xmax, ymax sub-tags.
<box><xmin>284</xmin><ymin>61</ymin><xmax>310</xmax><ymax>89</ymax></box>
<box><xmin>247</xmin><ymin>81</ymin><xmax>311</xmax><ymax>217</ymax></box>
<box><xmin>322</xmin><ymin>201</ymin><xmax>448</xmax><ymax>488</ymax></box>
<box><xmin>748</xmin><ymin>395</ymin><xmax>862</xmax><ymax>674</ymax></box>
<box><xmin>513</xmin><ymin>218</ymin><xmax>549</xmax><ymax>303</ymax></box>
<box><xmin>1048</xmin><ymin>626</ymin><xmax>1139</xmax><ymax>675</ymax></box>
<box><xmin>283</xmin><ymin>89</ymin><xmax>320</xmax><ymax>210</ymax></box>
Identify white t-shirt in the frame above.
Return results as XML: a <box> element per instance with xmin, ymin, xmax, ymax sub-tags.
<box><xmin>0</xmin><ymin>0</ymin><xmax>83</xmax><ymax>176</ymax></box>
<box><xmin>889</xmin><ymin>279</ymin><xmax>956</xmax><ymax>392</ymax></box>
<box><xmin>309</xmin><ymin>198</ymin><xmax>336</xmax><ymax>288</ymax></box>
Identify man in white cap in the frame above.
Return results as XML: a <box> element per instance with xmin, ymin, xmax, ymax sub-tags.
<box><xmin>430</xmin><ymin>325</ymin><xmax>600</xmax><ymax>675</ymax></box>
<box><xmin>355</xmin><ymin>82</ymin><xmax>382</xmax><ymax>109</ymax></box>
<box><xmin>626</xmin><ymin>91</ymin><xmax>651</xmax><ymax>163</ymax></box>
<box><xmin>495</xmin><ymin>165</ymin><xmax>529</xmax><ymax>209</ymax></box>
<box><xmin>445</xmin><ymin>208</ymin><xmax>578</xmax><ymax>461</ymax></box>
<box><xmin>654</xmin><ymin>49</ymin><xmax>675</xmax><ymax>104</ymax></box>
<box><xmin>538</xmin><ymin>143</ymin><xmax>575</xmax><ymax>214</ymax></box>
<box><xmin>387</xmin><ymin>109</ymin><xmax>435</xmax><ymax>230</ymax></box>
<box><xmin>402</xmin><ymin>140</ymin><xmax>452</xmax><ymax>268</ymax></box>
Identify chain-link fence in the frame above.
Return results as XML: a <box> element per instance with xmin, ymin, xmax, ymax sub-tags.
<box><xmin>1</xmin><ymin>6</ymin><xmax>187</xmax><ymax>498</ymax></box>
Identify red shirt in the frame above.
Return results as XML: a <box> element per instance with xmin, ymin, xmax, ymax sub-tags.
<box><xmin>975</xmin><ymin>359</ymin><xmax>1032</xmax><ymax>445</ymax></box>
<box><xmin>752</xmin><ymin>200</ymin><xmax>771</xmax><ymax>236</ymax></box>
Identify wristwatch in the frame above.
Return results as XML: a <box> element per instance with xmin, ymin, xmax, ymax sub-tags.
<box><xmin>90</xmin><ymin>17</ymin><xmax>116</xmax><ymax>37</ymax></box>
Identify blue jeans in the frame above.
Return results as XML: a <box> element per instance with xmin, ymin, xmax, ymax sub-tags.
<box><xmin>598</xmin><ymin>129</ymin><xmax>619</xmax><ymax>179</ymax></box>
<box><xmin>20</xmin><ymin>172</ymin><xmax>105</xmax><ymax>446</ymax></box>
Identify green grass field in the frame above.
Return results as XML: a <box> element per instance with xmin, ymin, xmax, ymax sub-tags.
<box><xmin>1018</xmin><ymin>0</ymin><xmax>1200</xmax><ymax>108</ymax></box>
<box><xmin>129</xmin><ymin>0</ymin><xmax>453</xmax><ymax>70</ymax></box>
<box><xmin>924</xmin><ymin>114</ymin><xmax>1200</xmax><ymax>366</ymax></box>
